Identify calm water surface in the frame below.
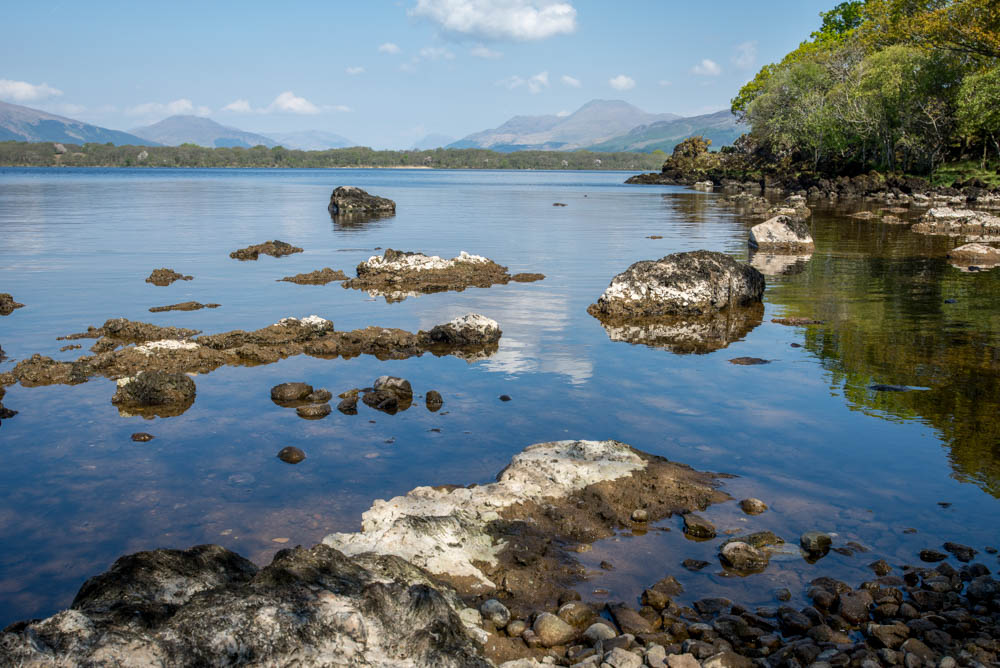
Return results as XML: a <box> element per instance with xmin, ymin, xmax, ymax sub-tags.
<box><xmin>0</xmin><ymin>168</ymin><xmax>997</xmax><ymax>624</ymax></box>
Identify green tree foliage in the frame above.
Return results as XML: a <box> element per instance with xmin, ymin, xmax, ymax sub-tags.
<box><xmin>956</xmin><ymin>66</ymin><xmax>1000</xmax><ymax>165</ymax></box>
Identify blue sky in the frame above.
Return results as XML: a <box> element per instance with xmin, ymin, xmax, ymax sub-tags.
<box><xmin>2</xmin><ymin>0</ymin><xmax>833</xmax><ymax>148</ymax></box>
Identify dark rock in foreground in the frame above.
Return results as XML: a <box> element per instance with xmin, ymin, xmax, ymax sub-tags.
<box><xmin>0</xmin><ymin>293</ymin><xmax>25</xmax><ymax>315</ymax></box>
<box><xmin>229</xmin><ymin>240</ymin><xmax>303</xmax><ymax>261</ymax></box>
<box><xmin>278</xmin><ymin>267</ymin><xmax>348</xmax><ymax>285</ymax></box>
<box><xmin>145</xmin><ymin>268</ymin><xmax>192</xmax><ymax>286</ymax></box>
<box><xmin>111</xmin><ymin>370</ymin><xmax>196</xmax><ymax>419</ymax></box>
<box><xmin>587</xmin><ymin>251</ymin><xmax>765</xmax><ymax>320</ymax></box>
<box><xmin>328</xmin><ymin>185</ymin><xmax>396</xmax><ymax>217</ymax></box>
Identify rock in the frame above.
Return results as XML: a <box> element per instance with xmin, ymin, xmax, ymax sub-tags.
<box><xmin>422</xmin><ymin>314</ymin><xmax>503</xmax><ymax>346</ymax></box>
<box><xmin>608</xmin><ymin>603</ymin><xmax>653</xmax><ymax>635</ymax></box>
<box><xmin>912</xmin><ymin>207</ymin><xmax>1000</xmax><ymax>239</ymax></box>
<box><xmin>0</xmin><ymin>293</ymin><xmax>25</xmax><ymax>316</ymax></box>
<box><xmin>771</xmin><ymin>316</ymin><xmax>823</xmax><ymax>326</ymax></box>
<box><xmin>665</xmin><ymin>654</ymin><xmax>700</xmax><ymax>668</ymax></box>
<box><xmin>373</xmin><ymin>376</ymin><xmax>413</xmax><ymax>400</ymax></box>
<box><xmin>111</xmin><ymin>371</ymin><xmax>196</xmax><ymax>418</ymax></box>
<box><xmin>296</xmin><ymin>403</ymin><xmax>331</xmax><ymax>420</ymax></box>
<box><xmin>131</xmin><ymin>432</ymin><xmax>154</xmax><ymax>442</ymax></box>
<box><xmin>425</xmin><ymin>390</ymin><xmax>443</xmax><ymax>411</ymax></box>
<box><xmin>0</xmin><ymin>544</ymin><xmax>488</xmax><ymax>666</ymax></box>
<box><xmin>682</xmin><ymin>513</ymin><xmax>716</xmax><ymax>539</ymax></box>
<box><xmin>305</xmin><ymin>389</ymin><xmax>333</xmax><ymax>404</ymax></box>
<box><xmin>278</xmin><ymin>268</ymin><xmax>348</xmax><ymax>285</ymax></box>
<box><xmin>344</xmin><ymin>249</ymin><xmax>524</xmax><ymax>301</ymax></box>
<box><xmin>583</xmin><ymin>621</ymin><xmax>617</xmax><ymax>643</ymax></box>
<box><xmin>328</xmin><ymin>186</ymin><xmax>396</xmax><ymax>217</ymax></box>
<box><xmin>229</xmin><ymin>240</ymin><xmax>303</xmax><ymax>261</ymax></box>
<box><xmin>947</xmin><ymin>242</ymin><xmax>1000</xmax><ymax>266</ymax></box>
<box><xmin>800</xmin><ymin>531</ymin><xmax>832</xmax><ymax>556</ymax></box>
<box><xmin>533</xmin><ymin>612</ymin><xmax>577</xmax><ymax>647</ymax></box>
<box><xmin>270</xmin><ymin>382</ymin><xmax>314</xmax><ymax>403</ymax></box>
<box><xmin>919</xmin><ymin>549</ymin><xmax>948</xmax><ymax>562</ymax></box>
<box><xmin>558</xmin><ymin>601</ymin><xmax>596</xmax><ymax>627</ymax></box>
<box><xmin>603</xmin><ymin>647</ymin><xmax>642</xmax><ymax>668</ymax></box>
<box><xmin>693</xmin><ymin>180</ymin><xmax>714</xmax><ymax>192</ymax></box>
<box><xmin>749</xmin><ymin>251</ymin><xmax>813</xmax><ymax>276</ymax></box>
<box><xmin>587</xmin><ymin>251</ymin><xmax>765</xmax><ymax>319</ymax></box>
<box><xmin>837</xmin><ymin>590</ymin><xmax>873</xmax><ymax>625</ymax></box>
<box><xmin>702</xmin><ymin>650</ymin><xmax>753</xmax><ymax>668</ymax></box>
<box><xmin>867</xmin><ymin>622</ymin><xmax>910</xmax><ymax>649</ymax></box>
<box><xmin>362</xmin><ymin>390</ymin><xmax>402</xmax><ymax>414</ymax></box>
<box><xmin>506</xmin><ymin>619</ymin><xmax>527</xmax><ymax>637</ymax></box>
<box><xmin>720</xmin><ymin>541</ymin><xmax>769</xmax><ymax>573</ymax></box>
<box><xmin>593</xmin><ymin>303</ymin><xmax>765</xmax><ymax>355</ymax></box>
<box><xmin>869</xmin><ymin>559</ymin><xmax>892</xmax><ymax>576</ymax></box>
<box><xmin>738</xmin><ymin>498</ymin><xmax>768</xmax><ymax>515</ymax></box>
<box><xmin>479</xmin><ymin>599</ymin><xmax>510</xmax><ymax>628</ymax></box>
<box><xmin>748</xmin><ymin>215</ymin><xmax>814</xmax><ymax>250</ymax></box>
<box><xmin>144</xmin><ymin>268</ymin><xmax>192</xmax><ymax>286</ymax></box>
<box><xmin>337</xmin><ymin>396</ymin><xmax>359</xmax><ymax>414</ymax></box>
<box><xmin>511</xmin><ymin>273</ymin><xmax>545</xmax><ymax>282</ymax></box>
<box><xmin>693</xmin><ymin>597</ymin><xmax>732</xmax><ymax>616</ymax></box>
<box><xmin>729</xmin><ymin>357</ymin><xmax>770</xmax><ymax>365</ymax></box>
<box><xmin>942</xmin><ymin>542</ymin><xmax>977</xmax><ymax>562</ymax></box>
<box><xmin>277</xmin><ymin>446</ymin><xmax>306</xmax><ymax>464</ymax></box>
<box><xmin>631</xmin><ymin>508</ymin><xmax>648</xmax><ymax>522</ymax></box>
<box><xmin>148</xmin><ymin>301</ymin><xmax>220</xmax><ymax>313</ymax></box>
<box><xmin>682</xmin><ymin>559</ymin><xmax>710</xmax><ymax>571</ymax></box>
<box><xmin>499</xmin><ymin>394</ymin><xmax>512</xmax><ymax>402</ymax></box>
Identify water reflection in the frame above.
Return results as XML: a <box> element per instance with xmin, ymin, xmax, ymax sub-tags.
<box><xmin>748</xmin><ymin>250</ymin><xmax>812</xmax><ymax>276</ymax></box>
<box><xmin>591</xmin><ymin>304</ymin><xmax>764</xmax><ymax>354</ymax></box>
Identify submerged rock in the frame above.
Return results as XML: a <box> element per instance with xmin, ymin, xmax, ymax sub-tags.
<box><xmin>510</xmin><ymin>272</ymin><xmax>545</xmax><ymax>283</ymax></box>
<box><xmin>0</xmin><ymin>293</ymin><xmax>25</xmax><ymax>315</ymax></box>
<box><xmin>682</xmin><ymin>513</ymin><xmax>717</xmax><ymax>539</ymax></box>
<box><xmin>145</xmin><ymin>268</ymin><xmax>192</xmax><ymax>286</ymax></box>
<box><xmin>148</xmin><ymin>301</ymin><xmax>220</xmax><ymax>313</ymax></box>
<box><xmin>587</xmin><ymin>251</ymin><xmax>765</xmax><ymax>320</ymax></box>
<box><xmin>278</xmin><ymin>267</ymin><xmax>348</xmax><ymax>285</ymax></box>
<box><xmin>729</xmin><ymin>357</ymin><xmax>770</xmax><ymax>365</ymax></box>
<box><xmin>800</xmin><ymin>531</ymin><xmax>833</xmax><ymax>557</ymax></box>
<box><xmin>328</xmin><ymin>186</ymin><xmax>396</xmax><ymax>217</ymax></box>
<box><xmin>771</xmin><ymin>316</ymin><xmax>823</xmax><ymax>326</ymax></box>
<box><xmin>425</xmin><ymin>390</ymin><xmax>444</xmax><ymax>411</ymax></box>
<box><xmin>277</xmin><ymin>446</ymin><xmax>306</xmax><ymax>464</ymax></box>
<box><xmin>593</xmin><ymin>303</ymin><xmax>764</xmax><ymax>355</ymax></box>
<box><xmin>748</xmin><ymin>215</ymin><xmax>814</xmax><ymax>250</ymax></box>
<box><xmin>720</xmin><ymin>541</ymin><xmax>769</xmax><ymax>573</ymax></box>
<box><xmin>343</xmin><ymin>249</ymin><xmax>529</xmax><ymax>301</ymax></box>
<box><xmin>0</xmin><ymin>544</ymin><xmax>488</xmax><ymax>667</ymax></box>
<box><xmin>131</xmin><ymin>432</ymin><xmax>154</xmax><ymax>442</ymax></box>
<box><xmin>947</xmin><ymin>242</ymin><xmax>1000</xmax><ymax>266</ymax></box>
<box><xmin>270</xmin><ymin>382</ymin><xmax>314</xmax><ymax>404</ymax></box>
<box><xmin>739</xmin><ymin>498</ymin><xmax>768</xmax><ymax>515</ymax></box>
<box><xmin>229</xmin><ymin>240</ymin><xmax>303</xmax><ymax>261</ymax></box>
<box><xmin>296</xmin><ymin>403</ymin><xmax>331</xmax><ymax>420</ymax></box>
<box><xmin>111</xmin><ymin>370</ymin><xmax>196</xmax><ymax>419</ymax></box>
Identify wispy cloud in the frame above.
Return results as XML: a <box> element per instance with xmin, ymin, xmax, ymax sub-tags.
<box><xmin>560</xmin><ymin>75</ymin><xmax>581</xmax><ymax>88</ymax></box>
<box><xmin>498</xmin><ymin>70</ymin><xmax>549</xmax><ymax>93</ymax></box>
<box><xmin>732</xmin><ymin>41</ymin><xmax>757</xmax><ymax>69</ymax></box>
<box><xmin>470</xmin><ymin>45</ymin><xmax>503</xmax><ymax>59</ymax></box>
<box><xmin>126</xmin><ymin>98</ymin><xmax>210</xmax><ymax>117</ymax></box>
<box><xmin>609</xmin><ymin>74</ymin><xmax>635</xmax><ymax>91</ymax></box>
<box><xmin>410</xmin><ymin>0</ymin><xmax>577</xmax><ymax>41</ymax></box>
<box><xmin>419</xmin><ymin>46</ymin><xmax>455</xmax><ymax>60</ymax></box>
<box><xmin>222</xmin><ymin>99</ymin><xmax>253</xmax><ymax>113</ymax></box>
<box><xmin>345</xmin><ymin>66</ymin><xmax>365</xmax><ymax>75</ymax></box>
<box><xmin>692</xmin><ymin>59</ymin><xmax>721</xmax><ymax>76</ymax></box>
<box><xmin>0</xmin><ymin>79</ymin><xmax>62</xmax><ymax>103</ymax></box>
<box><xmin>221</xmin><ymin>92</ymin><xmax>339</xmax><ymax>115</ymax></box>
<box><xmin>378</xmin><ymin>42</ymin><xmax>401</xmax><ymax>54</ymax></box>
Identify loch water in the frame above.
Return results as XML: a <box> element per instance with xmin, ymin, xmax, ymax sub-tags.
<box><xmin>0</xmin><ymin>167</ymin><xmax>997</xmax><ymax>625</ymax></box>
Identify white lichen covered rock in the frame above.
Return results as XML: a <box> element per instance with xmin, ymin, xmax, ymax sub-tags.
<box><xmin>588</xmin><ymin>250</ymin><xmax>765</xmax><ymax>319</ymax></box>
<box><xmin>324</xmin><ymin>440</ymin><xmax>647</xmax><ymax>586</ymax></box>
<box><xmin>912</xmin><ymin>207</ymin><xmax>1000</xmax><ymax>239</ymax></box>
<box><xmin>134</xmin><ymin>339</ymin><xmax>201</xmax><ymax>356</ymax></box>
<box><xmin>749</xmin><ymin>215</ymin><xmax>814</xmax><ymax>250</ymax></box>
<box><xmin>947</xmin><ymin>242</ymin><xmax>1000</xmax><ymax>265</ymax></box>
<box><xmin>275</xmin><ymin>315</ymin><xmax>334</xmax><ymax>333</ymax></box>
<box><xmin>358</xmin><ymin>249</ymin><xmax>490</xmax><ymax>275</ymax></box>
<box><xmin>422</xmin><ymin>313</ymin><xmax>502</xmax><ymax>346</ymax></box>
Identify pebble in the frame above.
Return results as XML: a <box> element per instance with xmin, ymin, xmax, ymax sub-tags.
<box><xmin>631</xmin><ymin>508</ymin><xmax>648</xmax><ymax>522</ymax></box>
<box><xmin>277</xmin><ymin>446</ymin><xmax>305</xmax><ymax>464</ymax></box>
<box><xmin>480</xmin><ymin>599</ymin><xmax>511</xmax><ymax>629</ymax></box>
<box><xmin>532</xmin><ymin>612</ymin><xmax>576</xmax><ymax>647</ymax></box>
<box><xmin>506</xmin><ymin>620</ymin><xmax>527</xmax><ymax>637</ymax></box>
<box><xmin>131</xmin><ymin>432</ymin><xmax>154</xmax><ymax>442</ymax></box>
<box><xmin>271</xmin><ymin>537</ymin><xmax>290</xmax><ymax>543</ymax></box>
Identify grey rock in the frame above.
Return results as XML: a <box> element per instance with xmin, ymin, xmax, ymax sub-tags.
<box><xmin>800</xmin><ymin>531</ymin><xmax>832</xmax><ymax>556</ymax></box>
<box><xmin>603</xmin><ymin>647</ymin><xmax>642</xmax><ymax>668</ymax></box>
<box><xmin>719</xmin><ymin>541</ymin><xmax>769</xmax><ymax>573</ymax></box>
<box><xmin>583</xmin><ymin>621</ymin><xmax>617</xmax><ymax>643</ymax></box>
<box><xmin>682</xmin><ymin>513</ymin><xmax>716</xmax><ymax>539</ymax></box>
<box><xmin>507</xmin><ymin>619</ymin><xmax>528</xmax><ymax>637</ymax></box>
<box><xmin>702</xmin><ymin>650</ymin><xmax>753</xmax><ymax>668</ymax></box>
<box><xmin>296</xmin><ymin>403</ymin><xmax>331</xmax><ymax>419</ymax></box>
<box><xmin>276</xmin><ymin>446</ymin><xmax>306</xmax><ymax>464</ymax></box>
<box><xmin>557</xmin><ymin>601</ymin><xmax>596</xmax><ymax>627</ymax></box>
<box><xmin>480</xmin><ymin>598</ymin><xmax>511</xmax><ymax>628</ymax></box>
<box><xmin>748</xmin><ymin>215</ymin><xmax>814</xmax><ymax>250</ymax></box>
<box><xmin>665</xmin><ymin>654</ymin><xmax>700</xmax><ymax>668</ymax></box>
<box><xmin>373</xmin><ymin>375</ymin><xmax>413</xmax><ymax>400</ymax></box>
<box><xmin>270</xmin><ymin>382</ymin><xmax>313</xmax><ymax>402</ymax></box>
<box><xmin>738</xmin><ymin>498</ymin><xmax>768</xmax><ymax>515</ymax></box>
<box><xmin>533</xmin><ymin>611</ymin><xmax>577</xmax><ymax>647</ymax></box>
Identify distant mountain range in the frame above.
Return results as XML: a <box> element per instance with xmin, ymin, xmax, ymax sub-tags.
<box><xmin>0</xmin><ymin>101</ymin><xmax>156</xmax><ymax>146</ymax></box>
<box><xmin>412</xmin><ymin>133</ymin><xmax>455</xmax><ymax>150</ymax></box>
<box><xmin>263</xmin><ymin>130</ymin><xmax>354</xmax><ymax>151</ymax></box>
<box><xmin>449</xmin><ymin>99</ymin><xmax>739</xmax><ymax>154</ymax></box>
<box><xmin>130</xmin><ymin>116</ymin><xmax>277</xmax><ymax>148</ymax></box>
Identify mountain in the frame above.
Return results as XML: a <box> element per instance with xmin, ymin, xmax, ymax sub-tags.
<box><xmin>0</xmin><ymin>101</ymin><xmax>156</xmax><ymax>146</ymax></box>
<box><xmin>130</xmin><ymin>116</ymin><xmax>277</xmax><ymax>148</ymax></box>
<box><xmin>265</xmin><ymin>130</ymin><xmax>354</xmax><ymax>151</ymax></box>
<box><xmin>585</xmin><ymin>110</ymin><xmax>741</xmax><ymax>153</ymax></box>
<box><xmin>448</xmin><ymin>99</ymin><xmax>682</xmax><ymax>152</ymax></box>
<box><xmin>411</xmin><ymin>133</ymin><xmax>455</xmax><ymax>150</ymax></box>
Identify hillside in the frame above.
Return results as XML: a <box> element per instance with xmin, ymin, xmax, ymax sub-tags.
<box><xmin>585</xmin><ymin>110</ymin><xmax>741</xmax><ymax>153</ymax></box>
<box><xmin>0</xmin><ymin>101</ymin><xmax>156</xmax><ymax>146</ymax></box>
<box><xmin>449</xmin><ymin>99</ymin><xmax>681</xmax><ymax>152</ymax></box>
<box><xmin>130</xmin><ymin>116</ymin><xmax>277</xmax><ymax>148</ymax></box>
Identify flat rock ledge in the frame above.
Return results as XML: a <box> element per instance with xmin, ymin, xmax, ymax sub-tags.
<box><xmin>748</xmin><ymin>215</ymin><xmax>814</xmax><ymax>250</ymax></box>
<box><xmin>0</xmin><ymin>441</ymin><xmax>724</xmax><ymax>667</ymax></box>
<box><xmin>343</xmin><ymin>248</ymin><xmax>541</xmax><ymax>302</ymax></box>
<box><xmin>328</xmin><ymin>185</ymin><xmax>396</xmax><ymax>217</ymax></box>
<box><xmin>278</xmin><ymin>267</ymin><xmax>348</xmax><ymax>285</ymax></box>
<box><xmin>587</xmin><ymin>251</ymin><xmax>765</xmax><ymax>320</ymax></box>
<box><xmin>947</xmin><ymin>242</ymin><xmax>1000</xmax><ymax>266</ymax></box>
<box><xmin>229</xmin><ymin>240</ymin><xmax>303</xmax><ymax>261</ymax></box>
<box><xmin>911</xmin><ymin>207</ymin><xmax>1000</xmax><ymax>240</ymax></box>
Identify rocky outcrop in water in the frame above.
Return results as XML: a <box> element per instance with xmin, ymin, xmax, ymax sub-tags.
<box><xmin>0</xmin><ymin>293</ymin><xmax>24</xmax><ymax>315</ymax></box>
<box><xmin>911</xmin><ymin>208</ymin><xmax>1000</xmax><ymax>240</ymax></box>
<box><xmin>145</xmin><ymin>268</ymin><xmax>193</xmax><ymax>286</ymax></box>
<box><xmin>947</xmin><ymin>242</ymin><xmax>1000</xmax><ymax>266</ymax></box>
<box><xmin>148</xmin><ymin>301</ymin><xmax>220</xmax><ymax>313</ymax></box>
<box><xmin>587</xmin><ymin>251</ymin><xmax>765</xmax><ymax>320</ymax></box>
<box><xmin>111</xmin><ymin>370</ymin><xmax>197</xmax><ymax>418</ymax></box>
<box><xmin>229</xmin><ymin>240</ymin><xmax>304</xmax><ymax>261</ymax></box>
<box><xmin>592</xmin><ymin>303</ymin><xmax>764</xmax><ymax>354</ymax></box>
<box><xmin>278</xmin><ymin>268</ymin><xmax>348</xmax><ymax>285</ymax></box>
<box><xmin>328</xmin><ymin>186</ymin><xmax>397</xmax><ymax>217</ymax></box>
<box><xmin>342</xmin><ymin>249</ymin><xmax>536</xmax><ymax>302</ymax></box>
<box><xmin>749</xmin><ymin>216</ymin><xmax>814</xmax><ymax>250</ymax></box>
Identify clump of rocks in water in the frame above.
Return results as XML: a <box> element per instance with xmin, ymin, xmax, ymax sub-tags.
<box><xmin>229</xmin><ymin>239</ymin><xmax>303</xmax><ymax>261</ymax></box>
<box><xmin>148</xmin><ymin>301</ymin><xmax>220</xmax><ymax>313</ymax></box>
<box><xmin>0</xmin><ymin>385</ymin><xmax>17</xmax><ymax>423</ymax></box>
<box><xmin>145</xmin><ymin>268</ymin><xmax>192</xmax><ymax>286</ymax></box>
<box><xmin>270</xmin><ymin>381</ymin><xmax>334</xmax><ymax>419</ymax></box>
<box><xmin>911</xmin><ymin>208</ymin><xmax>1000</xmax><ymax>241</ymax></box>
<box><xmin>341</xmin><ymin>248</ymin><xmax>544</xmax><ymax>302</ymax></box>
<box><xmin>0</xmin><ymin>293</ymin><xmax>25</xmax><ymax>315</ymax></box>
<box><xmin>111</xmin><ymin>370</ymin><xmax>196</xmax><ymax>419</ymax></box>
<box><xmin>328</xmin><ymin>185</ymin><xmax>397</xmax><ymax>217</ymax></box>
<box><xmin>277</xmin><ymin>267</ymin><xmax>348</xmax><ymax>285</ymax></box>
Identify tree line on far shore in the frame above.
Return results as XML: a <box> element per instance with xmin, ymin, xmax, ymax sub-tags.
<box><xmin>0</xmin><ymin>141</ymin><xmax>664</xmax><ymax>171</ymax></box>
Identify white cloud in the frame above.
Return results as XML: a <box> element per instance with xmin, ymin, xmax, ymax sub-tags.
<box><xmin>346</xmin><ymin>66</ymin><xmax>365</xmax><ymax>75</ymax></box>
<box><xmin>609</xmin><ymin>74</ymin><xmax>635</xmax><ymax>91</ymax></box>
<box><xmin>499</xmin><ymin>75</ymin><xmax>525</xmax><ymax>89</ymax></box>
<box><xmin>378</xmin><ymin>42</ymin><xmax>401</xmax><ymax>54</ymax></box>
<box><xmin>692</xmin><ymin>59</ymin><xmax>721</xmax><ymax>76</ymax></box>
<box><xmin>555</xmin><ymin>110</ymin><xmax>570</xmax><ymax>117</ymax></box>
<box><xmin>470</xmin><ymin>45</ymin><xmax>503</xmax><ymax>59</ymax></box>
<box><xmin>126</xmin><ymin>99</ymin><xmax>210</xmax><ymax>117</ymax></box>
<box><xmin>409</xmin><ymin>0</ymin><xmax>577</xmax><ymax>41</ymax></box>
<box><xmin>560</xmin><ymin>75</ymin><xmax>581</xmax><ymax>88</ymax></box>
<box><xmin>331</xmin><ymin>104</ymin><xmax>353</xmax><ymax>112</ymax></box>
<box><xmin>659</xmin><ymin>80</ymin><xmax>672</xmax><ymax>87</ymax></box>
<box><xmin>267</xmin><ymin>91</ymin><xmax>320</xmax><ymax>114</ymax></box>
<box><xmin>499</xmin><ymin>70</ymin><xmax>549</xmax><ymax>93</ymax></box>
<box><xmin>419</xmin><ymin>46</ymin><xmax>455</xmax><ymax>60</ymax></box>
<box><xmin>222</xmin><ymin>99</ymin><xmax>253</xmax><ymax>113</ymax></box>
<box><xmin>0</xmin><ymin>79</ymin><xmax>63</xmax><ymax>103</ymax></box>
<box><xmin>733</xmin><ymin>41</ymin><xmax>757</xmax><ymax>69</ymax></box>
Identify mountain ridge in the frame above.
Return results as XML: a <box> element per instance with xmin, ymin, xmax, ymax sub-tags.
<box><xmin>130</xmin><ymin>116</ymin><xmax>278</xmax><ymax>148</ymax></box>
<box><xmin>0</xmin><ymin>101</ymin><xmax>156</xmax><ymax>146</ymax></box>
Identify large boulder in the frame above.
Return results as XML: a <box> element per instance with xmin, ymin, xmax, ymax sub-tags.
<box><xmin>328</xmin><ymin>186</ymin><xmax>396</xmax><ymax>217</ymax></box>
<box><xmin>911</xmin><ymin>207</ymin><xmax>1000</xmax><ymax>238</ymax></box>
<box><xmin>587</xmin><ymin>251</ymin><xmax>765</xmax><ymax>319</ymax></box>
<box><xmin>111</xmin><ymin>370</ymin><xmax>196</xmax><ymax>418</ymax></box>
<box><xmin>748</xmin><ymin>215</ymin><xmax>814</xmax><ymax>250</ymax></box>
<box><xmin>420</xmin><ymin>314</ymin><xmax>502</xmax><ymax>346</ymax></box>
<box><xmin>947</xmin><ymin>242</ymin><xmax>1000</xmax><ymax>266</ymax></box>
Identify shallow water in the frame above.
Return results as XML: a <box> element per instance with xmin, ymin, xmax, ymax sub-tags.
<box><xmin>0</xmin><ymin>167</ymin><xmax>997</xmax><ymax>624</ymax></box>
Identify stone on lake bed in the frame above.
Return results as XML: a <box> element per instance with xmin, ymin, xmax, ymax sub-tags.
<box><xmin>148</xmin><ymin>301</ymin><xmax>220</xmax><ymax>313</ymax></box>
<box><xmin>682</xmin><ymin>513</ymin><xmax>716</xmax><ymax>539</ymax></box>
<box><xmin>800</xmin><ymin>531</ymin><xmax>832</xmax><ymax>556</ymax></box>
<box><xmin>277</xmin><ymin>446</ymin><xmax>306</xmax><ymax>464</ymax></box>
<box><xmin>729</xmin><ymin>357</ymin><xmax>770</xmax><ymax>365</ymax></box>
<box><xmin>131</xmin><ymin>432</ymin><xmax>154</xmax><ymax>442</ymax></box>
<box><xmin>739</xmin><ymin>498</ymin><xmax>768</xmax><ymax>515</ymax></box>
<box><xmin>919</xmin><ymin>549</ymin><xmax>947</xmax><ymax>562</ymax></box>
<box><xmin>771</xmin><ymin>316</ymin><xmax>823</xmax><ymax>326</ymax></box>
<box><xmin>682</xmin><ymin>559</ymin><xmax>710</xmax><ymax>571</ymax></box>
<box><xmin>296</xmin><ymin>404</ymin><xmax>331</xmax><ymax>420</ymax></box>
<box><xmin>720</xmin><ymin>541</ymin><xmax>770</xmax><ymax>573</ymax></box>
<box><xmin>270</xmin><ymin>382</ymin><xmax>314</xmax><ymax>403</ymax></box>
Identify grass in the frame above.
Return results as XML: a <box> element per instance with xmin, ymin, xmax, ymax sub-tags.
<box><xmin>929</xmin><ymin>159</ymin><xmax>1000</xmax><ymax>188</ymax></box>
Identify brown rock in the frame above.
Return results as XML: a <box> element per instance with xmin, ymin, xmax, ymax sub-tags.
<box><xmin>145</xmin><ymin>268</ymin><xmax>192</xmax><ymax>286</ymax></box>
<box><xmin>277</xmin><ymin>446</ymin><xmax>306</xmax><ymax>464</ymax></box>
<box><xmin>229</xmin><ymin>240</ymin><xmax>303</xmax><ymax>261</ymax></box>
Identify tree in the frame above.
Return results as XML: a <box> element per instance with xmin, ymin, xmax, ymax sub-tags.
<box><xmin>956</xmin><ymin>67</ymin><xmax>1000</xmax><ymax>165</ymax></box>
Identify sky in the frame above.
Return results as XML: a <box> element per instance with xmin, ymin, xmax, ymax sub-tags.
<box><xmin>1</xmin><ymin>0</ymin><xmax>833</xmax><ymax>149</ymax></box>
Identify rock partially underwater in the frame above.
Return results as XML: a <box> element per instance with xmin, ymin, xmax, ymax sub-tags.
<box><xmin>0</xmin><ymin>293</ymin><xmax>25</xmax><ymax>315</ymax></box>
<box><xmin>912</xmin><ymin>207</ymin><xmax>1000</xmax><ymax>241</ymax></box>
<box><xmin>748</xmin><ymin>215</ymin><xmax>814</xmax><ymax>250</ymax></box>
<box><xmin>343</xmin><ymin>249</ymin><xmax>542</xmax><ymax>302</ymax></box>
<box><xmin>229</xmin><ymin>240</ymin><xmax>304</xmax><ymax>261</ymax></box>
<box><xmin>328</xmin><ymin>185</ymin><xmax>397</xmax><ymax>218</ymax></box>
<box><xmin>145</xmin><ymin>268</ymin><xmax>192</xmax><ymax>286</ymax></box>
<box><xmin>947</xmin><ymin>242</ymin><xmax>1000</xmax><ymax>268</ymax></box>
<box><xmin>278</xmin><ymin>268</ymin><xmax>348</xmax><ymax>285</ymax></box>
<box><xmin>593</xmin><ymin>303</ymin><xmax>765</xmax><ymax>354</ymax></box>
